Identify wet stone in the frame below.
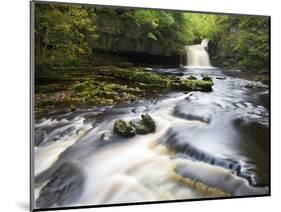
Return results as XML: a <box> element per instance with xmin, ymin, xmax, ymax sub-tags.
<box><xmin>100</xmin><ymin>131</ymin><xmax>114</xmax><ymax>141</ymax></box>
<box><xmin>141</xmin><ymin>113</ymin><xmax>156</xmax><ymax>132</ymax></box>
<box><xmin>201</xmin><ymin>73</ymin><xmax>212</xmax><ymax>81</ymax></box>
<box><xmin>216</xmin><ymin>76</ymin><xmax>227</xmax><ymax>80</ymax></box>
<box><xmin>34</xmin><ymin>129</ymin><xmax>47</xmax><ymax>146</ymax></box>
<box><xmin>36</xmin><ymin>163</ymin><xmax>85</xmax><ymax>208</ymax></box>
<box><xmin>129</xmin><ymin>118</ymin><xmax>152</xmax><ymax>134</ymax></box>
<box><xmin>113</xmin><ymin>119</ymin><xmax>136</xmax><ymax>138</ymax></box>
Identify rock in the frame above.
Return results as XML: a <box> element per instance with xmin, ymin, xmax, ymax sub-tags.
<box><xmin>255</xmin><ymin>76</ymin><xmax>269</xmax><ymax>85</ymax></box>
<box><xmin>36</xmin><ymin>163</ymin><xmax>85</xmax><ymax>208</ymax></box>
<box><xmin>70</xmin><ymin>105</ymin><xmax>76</xmax><ymax>112</ymax></box>
<box><xmin>100</xmin><ymin>131</ymin><xmax>113</xmax><ymax>141</ymax></box>
<box><xmin>245</xmin><ymin>83</ymin><xmax>254</xmax><ymax>88</ymax></box>
<box><xmin>60</xmin><ymin>126</ymin><xmax>76</xmax><ymax>137</ymax></box>
<box><xmin>201</xmin><ymin>73</ymin><xmax>212</xmax><ymax>81</ymax></box>
<box><xmin>187</xmin><ymin>75</ymin><xmax>197</xmax><ymax>80</ymax></box>
<box><xmin>141</xmin><ymin>113</ymin><xmax>156</xmax><ymax>132</ymax></box>
<box><xmin>113</xmin><ymin>119</ymin><xmax>136</xmax><ymax>137</ymax></box>
<box><xmin>202</xmin><ymin>76</ymin><xmax>212</xmax><ymax>81</ymax></box>
<box><xmin>201</xmin><ymin>73</ymin><xmax>209</xmax><ymax>78</ymax></box>
<box><xmin>174</xmin><ymin>100</ymin><xmax>212</xmax><ymax>124</ymax></box>
<box><xmin>245</xmin><ymin>82</ymin><xmax>268</xmax><ymax>89</ymax></box>
<box><xmin>216</xmin><ymin>76</ymin><xmax>227</xmax><ymax>80</ymax></box>
<box><xmin>34</xmin><ymin>129</ymin><xmax>46</xmax><ymax>146</ymax></box>
<box><xmin>131</xmin><ymin>106</ymin><xmax>146</xmax><ymax>114</ymax></box>
<box><xmin>113</xmin><ymin>113</ymin><xmax>156</xmax><ymax>136</ymax></box>
<box><xmin>129</xmin><ymin>118</ymin><xmax>152</xmax><ymax>134</ymax></box>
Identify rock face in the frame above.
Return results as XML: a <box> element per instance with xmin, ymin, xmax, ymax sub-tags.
<box><xmin>36</xmin><ymin>163</ymin><xmax>85</xmax><ymax>208</ymax></box>
<box><xmin>113</xmin><ymin>119</ymin><xmax>136</xmax><ymax>137</ymax></box>
<box><xmin>92</xmin><ymin>11</ymin><xmax>174</xmax><ymax>57</ymax></box>
<box><xmin>113</xmin><ymin>113</ymin><xmax>156</xmax><ymax>137</ymax></box>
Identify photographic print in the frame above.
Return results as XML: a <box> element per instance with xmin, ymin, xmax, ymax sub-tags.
<box><xmin>31</xmin><ymin>1</ymin><xmax>270</xmax><ymax>210</ymax></box>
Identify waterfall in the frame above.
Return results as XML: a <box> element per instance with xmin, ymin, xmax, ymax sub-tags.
<box><xmin>185</xmin><ymin>39</ymin><xmax>212</xmax><ymax>68</ymax></box>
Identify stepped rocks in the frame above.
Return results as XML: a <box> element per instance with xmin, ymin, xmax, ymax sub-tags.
<box><xmin>113</xmin><ymin>113</ymin><xmax>156</xmax><ymax>138</ymax></box>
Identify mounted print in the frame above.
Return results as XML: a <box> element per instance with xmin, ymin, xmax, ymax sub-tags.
<box><xmin>30</xmin><ymin>1</ymin><xmax>270</xmax><ymax>211</ymax></box>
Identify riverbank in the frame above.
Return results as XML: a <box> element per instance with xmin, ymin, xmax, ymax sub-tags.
<box><xmin>35</xmin><ymin>65</ymin><xmax>214</xmax><ymax>119</ymax></box>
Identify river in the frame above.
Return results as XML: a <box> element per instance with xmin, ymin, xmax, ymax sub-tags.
<box><xmin>33</xmin><ymin>66</ymin><xmax>269</xmax><ymax>209</ymax></box>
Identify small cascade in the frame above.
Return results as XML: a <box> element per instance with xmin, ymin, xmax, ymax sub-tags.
<box><xmin>184</xmin><ymin>39</ymin><xmax>212</xmax><ymax>68</ymax></box>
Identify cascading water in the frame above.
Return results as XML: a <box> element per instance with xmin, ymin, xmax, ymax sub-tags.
<box><xmin>185</xmin><ymin>39</ymin><xmax>212</xmax><ymax>68</ymax></box>
<box><xmin>33</xmin><ymin>67</ymin><xmax>269</xmax><ymax>209</ymax></box>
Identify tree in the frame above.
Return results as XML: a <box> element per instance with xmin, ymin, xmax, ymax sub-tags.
<box><xmin>35</xmin><ymin>4</ymin><xmax>97</xmax><ymax>66</ymax></box>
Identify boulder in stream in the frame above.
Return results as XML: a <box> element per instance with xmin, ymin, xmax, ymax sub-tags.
<box><xmin>100</xmin><ymin>131</ymin><xmax>114</xmax><ymax>141</ymax></box>
<box><xmin>113</xmin><ymin>113</ymin><xmax>156</xmax><ymax>137</ymax></box>
<box><xmin>129</xmin><ymin>118</ymin><xmax>151</xmax><ymax>134</ymax></box>
<box><xmin>141</xmin><ymin>113</ymin><xmax>156</xmax><ymax>132</ymax></box>
<box><xmin>216</xmin><ymin>76</ymin><xmax>227</xmax><ymax>80</ymax></box>
<box><xmin>113</xmin><ymin>119</ymin><xmax>136</xmax><ymax>137</ymax></box>
<box><xmin>201</xmin><ymin>73</ymin><xmax>212</xmax><ymax>81</ymax></box>
<box><xmin>129</xmin><ymin>113</ymin><xmax>156</xmax><ymax>134</ymax></box>
<box><xmin>187</xmin><ymin>75</ymin><xmax>197</xmax><ymax>80</ymax></box>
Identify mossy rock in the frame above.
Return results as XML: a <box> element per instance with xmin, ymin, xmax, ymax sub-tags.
<box><xmin>174</xmin><ymin>79</ymin><xmax>213</xmax><ymax>92</ymax></box>
<box><xmin>129</xmin><ymin>118</ymin><xmax>152</xmax><ymax>134</ymax></box>
<box><xmin>129</xmin><ymin>113</ymin><xmax>156</xmax><ymax>134</ymax></box>
<box><xmin>201</xmin><ymin>73</ymin><xmax>212</xmax><ymax>81</ymax></box>
<box><xmin>71</xmin><ymin>68</ymin><xmax>214</xmax><ymax>107</ymax></box>
<box><xmin>113</xmin><ymin>119</ymin><xmax>136</xmax><ymax>138</ymax></box>
<box><xmin>141</xmin><ymin>113</ymin><xmax>156</xmax><ymax>132</ymax></box>
<box><xmin>187</xmin><ymin>75</ymin><xmax>197</xmax><ymax>80</ymax></box>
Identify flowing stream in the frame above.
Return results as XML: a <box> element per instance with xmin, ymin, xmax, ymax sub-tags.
<box><xmin>185</xmin><ymin>39</ymin><xmax>212</xmax><ymax>68</ymax></box>
<box><xmin>33</xmin><ymin>44</ymin><xmax>269</xmax><ymax>208</ymax></box>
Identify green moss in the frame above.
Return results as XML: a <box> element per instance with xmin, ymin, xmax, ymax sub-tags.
<box><xmin>35</xmin><ymin>66</ymin><xmax>215</xmax><ymax>118</ymax></box>
<box><xmin>72</xmin><ymin>67</ymin><xmax>214</xmax><ymax>106</ymax></box>
<box><xmin>255</xmin><ymin>76</ymin><xmax>269</xmax><ymax>85</ymax></box>
<box><xmin>95</xmin><ymin>66</ymin><xmax>173</xmax><ymax>85</ymax></box>
<box><xmin>94</xmin><ymin>66</ymin><xmax>214</xmax><ymax>91</ymax></box>
<box><xmin>73</xmin><ymin>79</ymin><xmax>140</xmax><ymax>105</ymax></box>
<box><xmin>171</xmin><ymin>79</ymin><xmax>213</xmax><ymax>92</ymax></box>
<box><xmin>113</xmin><ymin>119</ymin><xmax>136</xmax><ymax>137</ymax></box>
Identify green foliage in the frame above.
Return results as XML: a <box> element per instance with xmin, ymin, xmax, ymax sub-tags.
<box><xmin>235</xmin><ymin>17</ymin><xmax>269</xmax><ymax>69</ymax></box>
<box><xmin>211</xmin><ymin>15</ymin><xmax>269</xmax><ymax>71</ymax></box>
<box><xmin>183</xmin><ymin>13</ymin><xmax>221</xmax><ymax>42</ymax></box>
<box><xmin>34</xmin><ymin>3</ymin><xmax>269</xmax><ymax>72</ymax></box>
<box><xmin>35</xmin><ymin>4</ymin><xmax>97</xmax><ymax>66</ymax></box>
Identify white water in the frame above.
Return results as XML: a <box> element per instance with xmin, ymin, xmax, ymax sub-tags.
<box><xmin>33</xmin><ymin>68</ymin><xmax>269</xmax><ymax>209</ymax></box>
<box><xmin>185</xmin><ymin>39</ymin><xmax>213</xmax><ymax>68</ymax></box>
<box><xmin>34</xmin><ymin>95</ymin><xmax>231</xmax><ymax>208</ymax></box>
